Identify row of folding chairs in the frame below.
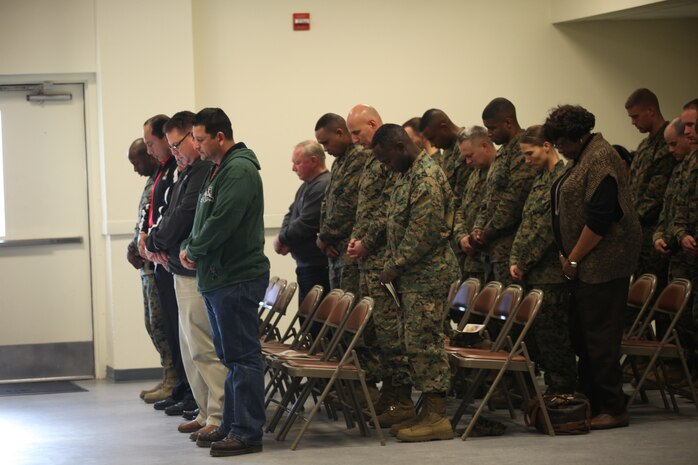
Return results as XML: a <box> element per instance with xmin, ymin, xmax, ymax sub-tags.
<box><xmin>622</xmin><ymin>274</ymin><xmax>698</xmax><ymax>412</ymax></box>
<box><xmin>442</xmin><ymin>279</ymin><xmax>553</xmax><ymax>439</ymax></box>
<box><xmin>258</xmin><ymin>278</ymin><xmax>385</xmax><ymax>450</ymax></box>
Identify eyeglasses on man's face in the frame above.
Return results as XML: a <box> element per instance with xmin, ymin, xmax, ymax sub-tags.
<box><xmin>169</xmin><ymin>131</ymin><xmax>191</xmax><ymax>152</ymax></box>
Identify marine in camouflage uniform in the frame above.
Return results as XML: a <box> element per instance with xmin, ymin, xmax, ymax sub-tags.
<box><xmin>654</xmin><ymin>149</ymin><xmax>695</xmax><ymax>368</ymax></box>
<box><xmin>628</xmin><ymin>121</ymin><xmax>676</xmax><ymax>285</ymax></box>
<box><xmin>436</xmin><ymin>140</ymin><xmax>471</xmax><ymax>210</ymax></box>
<box><xmin>351</xmin><ymin>155</ymin><xmax>408</xmax><ymax>383</ymax></box>
<box><xmin>473</xmin><ymin>132</ymin><xmax>536</xmax><ymax>285</ymax></box>
<box><xmin>453</xmin><ymin>166</ymin><xmax>489</xmax><ymax>282</ymax></box>
<box><xmin>318</xmin><ymin>143</ymin><xmax>369</xmax><ymax>295</ymax></box>
<box><xmin>383</xmin><ymin>149</ymin><xmax>459</xmax><ymax>393</ymax></box>
<box><xmin>509</xmin><ymin>160</ymin><xmax>576</xmax><ymax>393</ymax></box>
<box><xmin>671</xmin><ymin>148</ymin><xmax>698</xmax><ymax>370</ymax></box>
<box><xmin>128</xmin><ymin>174</ymin><xmax>175</xmax><ymax>395</ymax></box>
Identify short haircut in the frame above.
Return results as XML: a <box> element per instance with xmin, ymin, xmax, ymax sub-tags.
<box><xmin>315</xmin><ymin>113</ymin><xmax>347</xmax><ymax>132</ymax></box>
<box><xmin>458</xmin><ymin>125</ymin><xmax>491</xmax><ymax>144</ymax></box>
<box><xmin>129</xmin><ymin>138</ymin><xmax>148</xmax><ymax>156</ymax></box>
<box><xmin>193</xmin><ymin>108</ymin><xmax>233</xmax><ymax>139</ymax></box>
<box><xmin>543</xmin><ymin>105</ymin><xmax>595</xmax><ymax>142</ymax></box>
<box><xmin>143</xmin><ymin>114</ymin><xmax>170</xmax><ymax>139</ymax></box>
<box><xmin>371</xmin><ymin>123</ymin><xmax>408</xmax><ymax>149</ymax></box>
<box><xmin>683</xmin><ymin>99</ymin><xmax>698</xmax><ymax>110</ymax></box>
<box><xmin>295</xmin><ymin>140</ymin><xmax>326</xmax><ymax>162</ymax></box>
<box><xmin>419</xmin><ymin>109</ymin><xmax>443</xmax><ymax>131</ymax></box>
<box><xmin>163</xmin><ymin>111</ymin><xmax>195</xmax><ymax>134</ymax></box>
<box><xmin>482</xmin><ymin>97</ymin><xmax>517</xmax><ymax>121</ymax></box>
<box><xmin>669</xmin><ymin>117</ymin><xmax>685</xmax><ymax>135</ymax></box>
<box><xmin>402</xmin><ymin>117</ymin><xmax>421</xmax><ymax>133</ymax></box>
<box><xmin>520</xmin><ymin>125</ymin><xmax>548</xmax><ymax>146</ymax></box>
<box><xmin>625</xmin><ymin>88</ymin><xmax>660</xmax><ymax>111</ymax></box>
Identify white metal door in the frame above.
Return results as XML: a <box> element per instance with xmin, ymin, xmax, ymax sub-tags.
<box><xmin>0</xmin><ymin>82</ymin><xmax>94</xmax><ymax>381</ymax></box>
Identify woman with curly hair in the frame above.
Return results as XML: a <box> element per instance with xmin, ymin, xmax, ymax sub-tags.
<box><xmin>545</xmin><ymin>105</ymin><xmax>642</xmax><ymax>430</ymax></box>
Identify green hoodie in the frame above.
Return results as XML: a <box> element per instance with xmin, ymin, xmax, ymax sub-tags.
<box><xmin>182</xmin><ymin>143</ymin><xmax>270</xmax><ymax>293</ymax></box>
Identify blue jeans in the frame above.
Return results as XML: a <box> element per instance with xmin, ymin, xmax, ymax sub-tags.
<box><xmin>202</xmin><ymin>272</ymin><xmax>268</xmax><ymax>445</ymax></box>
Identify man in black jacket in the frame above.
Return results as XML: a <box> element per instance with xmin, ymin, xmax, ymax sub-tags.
<box><xmin>144</xmin><ymin>111</ymin><xmax>226</xmax><ymax>439</ymax></box>
<box><xmin>274</xmin><ymin>140</ymin><xmax>330</xmax><ymax>305</ymax></box>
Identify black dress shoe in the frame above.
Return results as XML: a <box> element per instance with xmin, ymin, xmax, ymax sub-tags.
<box><xmin>165</xmin><ymin>399</ymin><xmax>198</xmax><ymax>416</ymax></box>
<box><xmin>196</xmin><ymin>427</ymin><xmax>227</xmax><ymax>448</ymax></box>
<box><xmin>153</xmin><ymin>396</ymin><xmax>176</xmax><ymax>411</ymax></box>
<box><xmin>182</xmin><ymin>408</ymin><xmax>200</xmax><ymax>421</ymax></box>
<box><xmin>210</xmin><ymin>436</ymin><xmax>262</xmax><ymax>457</ymax></box>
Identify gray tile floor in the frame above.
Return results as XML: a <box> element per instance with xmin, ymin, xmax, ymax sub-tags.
<box><xmin>1</xmin><ymin>379</ymin><xmax>697</xmax><ymax>465</ymax></box>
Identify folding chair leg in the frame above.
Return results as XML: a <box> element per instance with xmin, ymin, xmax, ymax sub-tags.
<box><xmin>657</xmin><ymin>361</ymin><xmax>679</xmax><ymax>413</ymax></box>
<box><xmin>462</xmin><ymin>365</ymin><xmax>509</xmax><ymax>440</ymax></box>
<box><xmin>451</xmin><ymin>369</ymin><xmax>487</xmax><ymax>427</ymax></box>
<box><xmin>290</xmin><ymin>375</ymin><xmax>339</xmax><ymax>450</ymax></box>
<box><xmin>629</xmin><ymin>357</ymin><xmax>649</xmax><ymax>404</ymax></box>
<box><xmin>278</xmin><ymin>379</ymin><xmax>318</xmax><ymax>441</ymax></box>
<box><xmin>356</xmin><ymin>372</ymin><xmax>386</xmax><ymax>446</ymax></box>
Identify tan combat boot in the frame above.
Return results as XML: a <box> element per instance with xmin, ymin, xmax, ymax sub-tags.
<box><xmin>143</xmin><ymin>367</ymin><xmax>178</xmax><ymax>403</ymax></box>
<box><xmin>377</xmin><ymin>385</ymin><xmax>416</xmax><ymax>428</ymax></box>
<box><xmin>395</xmin><ymin>392</ymin><xmax>453</xmax><ymax>442</ymax></box>
<box><xmin>373</xmin><ymin>378</ymin><xmax>395</xmax><ymax>416</ymax></box>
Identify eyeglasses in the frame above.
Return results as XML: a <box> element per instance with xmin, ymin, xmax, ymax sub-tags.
<box><xmin>169</xmin><ymin>132</ymin><xmax>191</xmax><ymax>152</ymax></box>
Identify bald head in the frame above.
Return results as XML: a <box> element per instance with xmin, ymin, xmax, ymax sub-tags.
<box><xmin>346</xmin><ymin>104</ymin><xmax>383</xmax><ymax>148</ymax></box>
<box><xmin>664</xmin><ymin>117</ymin><xmax>691</xmax><ymax>160</ymax></box>
<box><xmin>128</xmin><ymin>138</ymin><xmax>158</xmax><ymax>177</ymax></box>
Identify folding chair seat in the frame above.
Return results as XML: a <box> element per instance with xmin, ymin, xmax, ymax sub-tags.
<box><xmin>275</xmin><ymin>297</ymin><xmax>385</xmax><ymax>450</ymax></box>
<box><xmin>265</xmin><ymin>292</ymin><xmax>355</xmax><ymax>431</ymax></box>
<box><xmin>263</xmin><ymin>289</ymin><xmax>344</xmax><ymax>405</ymax></box>
<box><xmin>259</xmin><ymin>282</ymin><xmax>297</xmax><ymax>342</ymax></box>
<box><xmin>444</xmin><ymin>281</ymin><xmax>502</xmax><ymax>353</ymax></box>
<box><xmin>622</xmin><ymin>278</ymin><xmax>698</xmax><ymax>413</ymax></box>
<box><xmin>449</xmin><ymin>289</ymin><xmax>552</xmax><ymax>439</ymax></box>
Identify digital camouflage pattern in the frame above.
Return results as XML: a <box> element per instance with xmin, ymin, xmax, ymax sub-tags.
<box><xmin>399</xmin><ymin>290</ymin><xmax>451</xmax><ymax>392</ymax></box>
<box><xmin>385</xmin><ymin>151</ymin><xmax>459</xmax><ymax>293</ymax></box>
<box><xmin>141</xmin><ymin>271</ymin><xmax>174</xmax><ymax>370</ymax></box>
<box><xmin>432</xmin><ymin>140</ymin><xmax>470</xmax><ymax>209</ymax></box>
<box><xmin>319</xmin><ymin>143</ymin><xmax>370</xmax><ymax>293</ymax></box>
<box><xmin>628</xmin><ymin>123</ymin><xmax>676</xmax><ymax>279</ymax></box>
<box><xmin>473</xmin><ymin>133</ymin><xmax>536</xmax><ymax>266</ymax></box>
<box><xmin>527</xmin><ymin>284</ymin><xmax>577</xmax><ymax>393</ymax></box>
<box><xmin>454</xmin><ymin>167</ymin><xmax>489</xmax><ymax>278</ymax></box>
<box><xmin>509</xmin><ymin>160</ymin><xmax>567</xmax><ymax>285</ymax></box>
<box><xmin>351</xmin><ymin>154</ymin><xmax>396</xmax><ymax>271</ymax></box>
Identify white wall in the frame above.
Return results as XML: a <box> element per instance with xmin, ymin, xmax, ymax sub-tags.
<box><xmin>1</xmin><ymin>0</ymin><xmax>697</xmax><ymax>377</ymax></box>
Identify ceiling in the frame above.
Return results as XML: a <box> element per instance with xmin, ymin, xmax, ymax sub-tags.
<box><xmin>584</xmin><ymin>0</ymin><xmax>698</xmax><ymax>21</ymax></box>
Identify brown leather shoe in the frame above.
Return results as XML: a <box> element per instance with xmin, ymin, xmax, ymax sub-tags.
<box><xmin>177</xmin><ymin>420</ymin><xmax>203</xmax><ymax>433</ymax></box>
<box><xmin>591</xmin><ymin>411</ymin><xmax>629</xmax><ymax>430</ymax></box>
<box><xmin>195</xmin><ymin>426</ymin><xmax>227</xmax><ymax>447</ymax></box>
<box><xmin>190</xmin><ymin>424</ymin><xmax>219</xmax><ymax>441</ymax></box>
<box><xmin>210</xmin><ymin>436</ymin><xmax>262</xmax><ymax>457</ymax></box>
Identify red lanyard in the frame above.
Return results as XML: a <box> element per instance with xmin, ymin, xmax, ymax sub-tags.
<box><xmin>148</xmin><ymin>166</ymin><xmax>165</xmax><ymax>228</ymax></box>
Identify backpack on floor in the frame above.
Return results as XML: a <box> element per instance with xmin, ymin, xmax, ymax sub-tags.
<box><xmin>525</xmin><ymin>393</ymin><xmax>591</xmax><ymax>434</ymax></box>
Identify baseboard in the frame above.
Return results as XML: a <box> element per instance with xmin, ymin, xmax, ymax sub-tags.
<box><xmin>0</xmin><ymin>341</ymin><xmax>94</xmax><ymax>382</ymax></box>
<box><xmin>106</xmin><ymin>366</ymin><xmax>163</xmax><ymax>382</ymax></box>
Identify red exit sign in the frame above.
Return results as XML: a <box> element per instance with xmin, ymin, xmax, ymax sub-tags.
<box><xmin>293</xmin><ymin>13</ymin><xmax>310</xmax><ymax>31</ymax></box>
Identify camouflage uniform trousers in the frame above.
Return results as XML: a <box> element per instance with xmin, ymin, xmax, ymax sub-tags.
<box><xmin>328</xmin><ymin>254</ymin><xmax>360</xmax><ymax>295</ymax></box>
<box><xmin>398</xmin><ymin>289</ymin><xmax>451</xmax><ymax>393</ymax></box>
<box><xmin>140</xmin><ymin>266</ymin><xmax>174</xmax><ymax>370</ymax></box>
<box><xmin>635</xmin><ymin>225</ymin><xmax>669</xmax><ymax>289</ymax></box>
<box><xmin>671</xmin><ymin>257</ymin><xmax>698</xmax><ymax>372</ymax></box>
<box><xmin>526</xmin><ymin>283</ymin><xmax>577</xmax><ymax>393</ymax></box>
<box><xmin>355</xmin><ymin>269</ymin><xmax>412</xmax><ymax>387</ymax></box>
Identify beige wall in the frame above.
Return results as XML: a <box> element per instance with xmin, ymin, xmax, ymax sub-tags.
<box><xmin>0</xmin><ymin>0</ymin><xmax>697</xmax><ymax>376</ymax></box>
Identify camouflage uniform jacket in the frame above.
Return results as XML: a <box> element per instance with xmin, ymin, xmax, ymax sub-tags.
<box><xmin>473</xmin><ymin>132</ymin><xmax>536</xmax><ymax>263</ymax></box>
<box><xmin>653</xmin><ymin>158</ymin><xmax>688</xmax><ymax>251</ymax></box>
<box><xmin>453</xmin><ymin>167</ymin><xmax>488</xmax><ymax>274</ymax></box>
<box><xmin>672</xmin><ymin>149</ymin><xmax>698</xmax><ymax>243</ymax></box>
<box><xmin>509</xmin><ymin>160</ymin><xmax>567</xmax><ymax>285</ymax></box>
<box><xmin>129</xmin><ymin>175</ymin><xmax>155</xmax><ymax>257</ymax></box>
<box><xmin>435</xmin><ymin>140</ymin><xmax>470</xmax><ymax>209</ymax></box>
<box><xmin>319</xmin><ymin>143</ymin><xmax>370</xmax><ymax>253</ymax></box>
<box><xmin>386</xmin><ymin>150</ymin><xmax>459</xmax><ymax>293</ymax></box>
<box><xmin>628</xmin><ymin>122</ymin><xmax>676</xmax><ymax>227</ymax></box>
<box><xmin>351</xmin><ymin>153</ymin><xmax>396</xmax><ymax>271</ymax></box>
